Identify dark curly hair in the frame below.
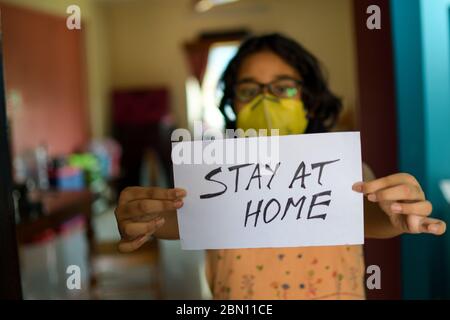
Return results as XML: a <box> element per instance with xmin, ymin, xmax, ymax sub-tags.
<box><xmin>218</xmin><ymin>33</ymin><xmax>342</xmax><ymax>133</ymax></box>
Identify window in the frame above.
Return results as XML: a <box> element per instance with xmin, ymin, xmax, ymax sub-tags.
<box><xmin>186</xmin><ymin>42</ymin><xmax>239</xmax><ymax>136</ymax></box>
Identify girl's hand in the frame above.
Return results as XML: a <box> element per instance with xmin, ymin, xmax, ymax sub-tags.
<box><xmin>115</xmin><ymin>187</ymin><xmax>186</xmax><ymax>252</ymax></box>
<box><xmin>352</xmin><ymin>173</ymin><xmax>446</xmax><ymax>236</ymax></box>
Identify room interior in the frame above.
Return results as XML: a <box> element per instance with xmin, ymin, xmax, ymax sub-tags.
<box><xmin>0</xmin><ymin>0</ymin><xmax>449</xmax><ymax>300</ymax></box>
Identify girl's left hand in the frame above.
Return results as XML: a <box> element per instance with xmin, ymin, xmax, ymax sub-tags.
<box><xmin>352</xmin><ymin>173</ymin><xmax>446</xmax><ymax>235</ymax></box>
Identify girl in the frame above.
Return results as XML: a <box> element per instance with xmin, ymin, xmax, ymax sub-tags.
<box><xmin>114</xmin><ymin>34</ymin><xmax>446</xmax><ymax>299</ymax></box>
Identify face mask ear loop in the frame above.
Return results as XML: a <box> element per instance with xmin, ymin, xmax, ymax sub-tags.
<box><xmin>262</xmin><ymin>101</ymin><xmax>273</xmax><ymax>132</ymax></box>
<box><xmin>250</xmin><ymin>95</ymin><xmax>264</xmax><ymax>110</ymax></box>
<box><xmin>265</xmin><ymin>94</ymin><xmax>280</xmax><ymax>103</ymax></box>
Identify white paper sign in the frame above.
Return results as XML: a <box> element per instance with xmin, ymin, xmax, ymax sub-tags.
<box><xmin>172</xmin><ymin>132</ymin><xmax>364</xmax><ymax>250</ymax></box>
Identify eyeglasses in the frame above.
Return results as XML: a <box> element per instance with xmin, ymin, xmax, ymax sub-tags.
<box><xmin>234</xmin><ymin>77</ymin><xmax>303</xmax><ymax>103</ymax></box>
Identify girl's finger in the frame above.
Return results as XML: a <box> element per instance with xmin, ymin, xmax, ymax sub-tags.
<box><xmin>424</xmin><ymin>219</ymin><xmax>446</xmax><ymax>235</ymax></box>
<box><xmin>122</xmin><ymin>217</ymin><xmax>165</xmax><ymax>238</ymax></box>
<box><xmin>353</xmin><ymin>173</ymin><xmax>418</xmax><ymax>194</ymax></box>
<box><xmin>367</xmin><ymin>184</ymin><xmax>424</xmax><ymax>202</ymax></box>
<box><xmin>120</xmin><ymin>199</ymin><xmax>184</xmax><ymax>219</ymax></box>
<box><xmin>406</xmin><ymin>215</ymin><xmax>446</xmax><ymax>235</ymax></box>
<box><xmin>119</xmin><ymin>187</ymin><xmax>186</xmax><ymax>205</ymax></box>
<box><xmin>389</xmin><ymin>201</ymin><xmax>432</xmax><ymax>216</ymax></box>
<box><xmin>118</xmin><ymin>233</ymin><xmax>152</xmax><ymax>253</ymax></box>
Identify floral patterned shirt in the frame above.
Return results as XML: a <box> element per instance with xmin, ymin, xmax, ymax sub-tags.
<box><xmin>205</xmin><ymin>245</ymin><xmax>365</xmax><ymax>300</ymax></box>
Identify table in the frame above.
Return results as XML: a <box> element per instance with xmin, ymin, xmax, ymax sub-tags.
<box><xmin>16</xmin><ymin>190</ymin><xmax>96</xmax><ymax>288</ymax></box>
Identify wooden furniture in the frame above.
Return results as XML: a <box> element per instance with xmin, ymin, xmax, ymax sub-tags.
<box><xmin>15</xmin><ymin>190</ymin><xmax>163</xmax><ymax>299</ymax></box>
<box><xmin>111</xmin><ymin>88</ymin><xmax>174</xmax><ymax>192</ymax></box>
<box><xmin>16</xmin><ymin>190</ymin><xmax>94</xmax><ymax>245</ymax></box>
<box><xmin>16</xmin><ymin>190</ymin><xmax>96</xmax><ymax>288</ymax></box>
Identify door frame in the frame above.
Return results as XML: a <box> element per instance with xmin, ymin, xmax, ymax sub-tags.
<box><xmin>0</xmin><ymin>15</ymin><xmax>22</xmax><ymax>299</ymax></box>
<box><xmin>353</xmin><ymin>0</ymin><xmax>402</xmax><ymax>299</ymax></box>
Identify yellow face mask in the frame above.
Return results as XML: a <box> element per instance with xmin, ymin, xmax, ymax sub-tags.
<box><xmin>236</xmin><ymin>94</ymin><xmax>309</xmax><ymax>136</ymax></box>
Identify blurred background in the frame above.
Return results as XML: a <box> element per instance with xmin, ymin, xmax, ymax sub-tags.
<box><xmin>0</xmin><ymin>0</ymin><xmax>449</xmax><ymax>300</ymax></box>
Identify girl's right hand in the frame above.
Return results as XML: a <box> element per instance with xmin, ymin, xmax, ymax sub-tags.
<box><xmin>115</xmin><ymin>186</ymin><xmax>186</xmax><ymax>252</ymax></box>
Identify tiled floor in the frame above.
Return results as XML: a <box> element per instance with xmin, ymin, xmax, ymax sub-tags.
<box><xmin>91</xmin><ymin>209</ymin><xmax>211</xmax><ymax>300</ymax></box>
<box><xmin>20</xmin><ymin>207</ymin><xmax>211</xmax><ymax>300</ymax></box>
<box><xmin>90</xmin><ymin>241</ymin><xmax>161</xmax><ymax>300</ymax></box>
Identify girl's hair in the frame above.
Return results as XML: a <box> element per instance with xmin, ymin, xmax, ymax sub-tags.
<box><xmin>218</xmin><ymin>33</ymin><xmax>342</xmax><ymax>133</ymax></box>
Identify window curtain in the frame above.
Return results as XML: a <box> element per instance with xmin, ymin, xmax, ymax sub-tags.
<box><xmin>183</xmin><ymin>31</ymin><xmax>249</xmax><ymax>83</ymax></box>
<box><xmin>183</xmin><ymin>41</ymin><xmax>212</xmax><ymax>84</ymax></box>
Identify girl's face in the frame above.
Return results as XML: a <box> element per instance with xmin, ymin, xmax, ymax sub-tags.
<box><xmin>234</xmin><ymin>50</ymin><xmax>303</xmax><ymax>112</ymax></box>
